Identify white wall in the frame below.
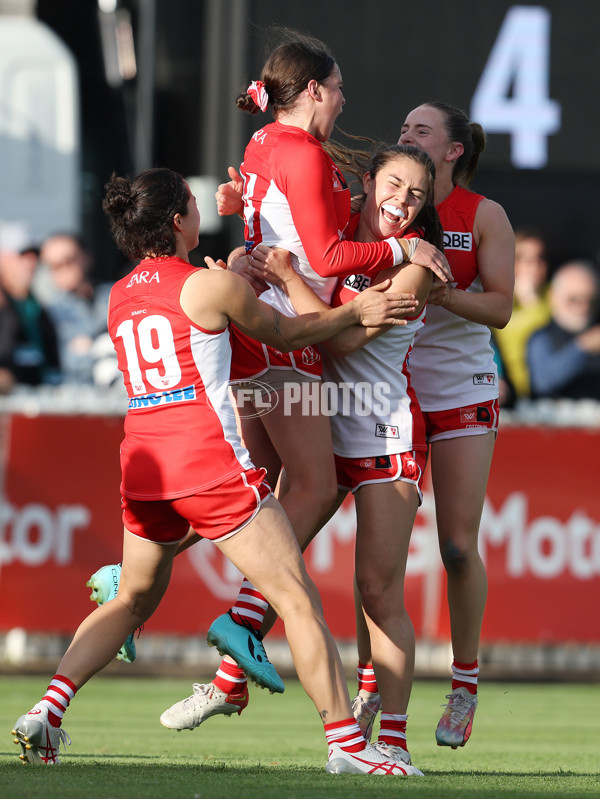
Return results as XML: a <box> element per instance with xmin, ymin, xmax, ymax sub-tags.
<box><xmin>0</xmin><ymin>16</ymin><xmax>79</xmax><ymax>247</ymax></box>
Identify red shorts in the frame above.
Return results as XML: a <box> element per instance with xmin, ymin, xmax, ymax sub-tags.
<box><xmin>335</xmin><ymin>450</ymin><xmax>426</xmax><ymax>503</ymax></box>
<box><xmin>423</xmin><ymin>399</ymin><xmax>499</xmax><ymax>443</ymax></box>
<box><xmin>121</xmin><ymin>468</ymin><xmax>272</xmax><ymax>544</ymax></box>
<box><xmin>229</xmin><ymin>324</ymin><xmax>323</xmax><ymax>380</ymax></box>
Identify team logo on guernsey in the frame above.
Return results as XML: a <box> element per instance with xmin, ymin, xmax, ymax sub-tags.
<box><xmin>301</xmin><ymin>346</ymin><xmax>320</xmax><ymax>366</ymax></box>
<box><xmin>375</xmin><ymin>424</ymin><xmax>399</xmax><ymax>439</ymax></box>
<box><xmin>443</xmin><ymin>231</ymin><xmax>473</xmax><ymax>251</ymax></box>
<box><xmin>473</xmin><ymin>373</ymin><xmax>495</xmax><ymax>386</ymax></box>
<box><xmin>128</xmin><ymin>384</ymin><xmax>196</xmax><ymax>410</ymax></box>
<box><xmin>343</xmin><ymin>274</ymin><xmax>372</xmax><ymax>293</ymax></box>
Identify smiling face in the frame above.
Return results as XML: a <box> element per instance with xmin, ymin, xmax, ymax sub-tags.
<box><xmin>399</xmin><ymin>104</ymin><xmax>459</xmax><ymax>170</ymax></box>
<box><xmin>359</xmin><ymin>154</ymin><xmax>431</xmax><ymax>242</ymax></box>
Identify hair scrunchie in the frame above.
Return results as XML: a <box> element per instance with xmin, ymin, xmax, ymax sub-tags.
<box><xmin>247</xmin><ymin>80</ymin><xmax>269</xmax><ymax>112</ymax></box>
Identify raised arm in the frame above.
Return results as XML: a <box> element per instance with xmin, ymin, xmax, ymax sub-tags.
<box><xmin>267</xmin><ymin>142</ymin><xmax>453</xmax><ymax>283</ymax></box>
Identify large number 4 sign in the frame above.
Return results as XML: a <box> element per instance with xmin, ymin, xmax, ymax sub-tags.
<box><xmin>471</xmin><ymin>5</ymin><xmax>561</xmax><ymax>169</ymax></box>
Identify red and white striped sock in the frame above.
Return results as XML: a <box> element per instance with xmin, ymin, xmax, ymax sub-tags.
<box><xmin>213</xmin><ymin>656</ymin><xmax>247</xmax><ymax>695</ymax></box>
<box><xmin>378</xmin><ymin>712</ymin><xmax>408</xmax><ymax>751</ymax></box>
<box><xmin>38</xmin><ymin>674</ymin><xmax>77</xmax><ymax>728</ymax></box>
<box><xmin>452</xmin><ymin>659</ymin><xmax>479</xmax><ymax>695</ymax></box>
<box><xmin>324</xmin><ymin>718</ymin><xmax>367</xmax><ymax>753</ymax></box>
<box><xmin>229</xmin><ymin>579</ymin><xmax>268</xmax><ymax>632</ymax></box>
<box><xmin>357</xmin><ymin>660</ymin><xmax>379</xmax><ymax>695</ymax></box>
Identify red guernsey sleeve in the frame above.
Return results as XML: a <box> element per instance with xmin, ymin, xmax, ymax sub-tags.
<box><xmin>272</xmin><ymin>136</ymin><xmax>403</xmax><ymax>278</ymax></box>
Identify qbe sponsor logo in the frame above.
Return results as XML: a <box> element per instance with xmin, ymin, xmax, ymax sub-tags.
<box><xmin>342</xmin><ymin>274</ymin><xmax>372</xmax><ymax>293</ymax></box>
<box><xmin>443</xmin><ymin>231</ymin><xmax>473</xmax><ymax>251</ymax></box>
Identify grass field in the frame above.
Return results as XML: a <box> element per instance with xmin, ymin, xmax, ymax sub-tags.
<box><xmin>2</xmin><ymin>676</ymin><xmax>599</xmax><ymax>798</ymax></box>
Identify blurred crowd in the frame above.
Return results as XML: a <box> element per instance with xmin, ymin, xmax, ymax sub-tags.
<box><xmin>493</xmin><ymin>228</ymin><xmax>600</xmax><ymax>407</ymax></box>
<box><xmin>0</xmin><ymin>225</ymin><xmax>121</xmax><ymax>395</ymax></box>
<box><xmin>1</xmin><ymin>223</ymin><xmax>600</xmax><ymax>404</ymax></box>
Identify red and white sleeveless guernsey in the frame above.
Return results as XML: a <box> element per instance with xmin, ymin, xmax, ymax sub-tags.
<box><xmin>321</xmin><ymin>215</ymin><xmax>426</xmax><ymax>458</ymax></box>
<box><xmin>408</xmin><ymin>186</ymin><xmax>499</xmax><ymax>411</ymax></box>
<box><xmin>109</xmin><ymin>256</ymin><xmax>254</xmax><ymax>500</ymax></box>
<box><xmin>230</xmin><ymin>120</ymin><xmax>405</xmax><ymax>380</ymax></box>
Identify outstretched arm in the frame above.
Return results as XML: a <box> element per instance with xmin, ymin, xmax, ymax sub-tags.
<box><xmin>215</xmin><ymin>160</ymin><xmax>453</xmax><ymax>284</ymax></box>
<box><xmin>180</xmin><ymin>264</ymin><xmax>414</xmax><ymax>353</ymax></box>
<box><xmin>247</xmin><ymin>245</ymin><xmax>430</xmax><ymax>357</ymax></box>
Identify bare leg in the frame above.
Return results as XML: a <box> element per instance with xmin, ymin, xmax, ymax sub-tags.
<box><xmin>56</xmin><ymin>529</ymin><xmax>177</xmax><ymax>687</ymax></box>
<box><xmin>260</xmin><ymin>488</ymin><xmax>347</xmax><ymax>636</ymax></box>
<box><xmin>216</xmin><ymin>496</ymin><xmax>351</xmax><ymax>723</ymax></box>
<box><xmin>228</xmin><ymin>392</ymin><xmax>340</xmax><ymax>637</ymax></box>
<box><xmin>354</xmin><ymin>481</ymin><xmax>419</xmax><ymax>714</ymax></box>
<box><xmin>236</xmin><ymin>412</ymin><xmax>283</xmax><ymax>489</ymax></box>
<box><xmin>258</xmin><ymin>390</ymin><xmax>338</xmax><ymax>547</ymax></box>
<box><xmin>354</xmin><ymin>578</ymin><xmax>372</xmax><ymax>665</ymax></box>
<box><xmin>430</xmin><ymin>433</ymin><xmax>494</xmax><ymax>662</ymax></box>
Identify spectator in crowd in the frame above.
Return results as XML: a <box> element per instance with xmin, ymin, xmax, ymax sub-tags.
<box><xmin>527</xmin><ymin>259</ymin><xmax>600</xmax><ymax>399</ymax></box>
<box><xmin>40</xmin><ymin>233</ymin><xmax>115</xmax><ymax>385</ymax></box>
<box><xmin>494</xmin><ymin>228</ymin><xmax>551</xmax><ymax>398</ymax></box>
<box><xmin>0</xmin><ymin>232</ymin><xmax>61</xmax><ymax>392</ymax></box>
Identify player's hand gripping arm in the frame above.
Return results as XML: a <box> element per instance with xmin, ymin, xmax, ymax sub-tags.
<box><xmin>247</xmin><ymin>245</ymin><xmax>428</xmax><ymax>356</ymax></box>
<box><xmin>181</xmin><ymin>260</ymin><xmax>415</xmax><ymax>352</ymax></box>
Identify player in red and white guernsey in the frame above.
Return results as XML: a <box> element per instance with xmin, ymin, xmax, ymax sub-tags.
<box><xmin>161</xmin><ymin>145</ymin><xmax>439</xmax><ymax>773</ymax></box>
<box><xmin>256</xmin><ymin>145</ymin><xmax>441</xmax><ymax>771</ymax></box>
<box><xmin>12</xmin><ymin>167</ymin><xmax>423</xmax><ymax>776</ymax></box>
<box><xmin>174</xmin><ymin>36</ymin><xmax>446</xmax><ymax>736</ymax></box>
<box><xmin>384</xmin><ymin>102</ymin><xmax>513</xmax><ymax>749</ymax></box>
<box><xmin>221</xmin><ymin>33</ymin><xmax>450</xmax><ymax>604</ymax></box>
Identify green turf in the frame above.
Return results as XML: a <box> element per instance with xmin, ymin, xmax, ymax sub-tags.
<box><xmin>2</xmin><ymin>676</ymin><xmax>599</xmax><ymax>798</ymax></box>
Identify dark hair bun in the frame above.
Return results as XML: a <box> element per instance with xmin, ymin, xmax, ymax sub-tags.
<box><xmin>102</xmin><ymin>174</ymin><xmax>135</xmax><ymax>219</ymax></box>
